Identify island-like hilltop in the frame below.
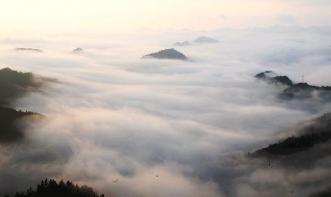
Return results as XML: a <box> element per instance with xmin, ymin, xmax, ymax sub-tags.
<box><xmin>143</xmin><ymin>48</ymin><xmax>188</xmax><ymax>60</ymax></box>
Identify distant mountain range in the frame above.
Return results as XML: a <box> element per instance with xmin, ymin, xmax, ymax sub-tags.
<box><xmin>255</xmin><ymin>70</ymin><xmax>331</xmax><ymax>101</ymax></box>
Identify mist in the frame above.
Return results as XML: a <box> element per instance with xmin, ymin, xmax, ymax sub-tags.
<box><xmin>0</xmin><ymin>24</ymin><xmax>331</xmax><ymax>197</ymax></box>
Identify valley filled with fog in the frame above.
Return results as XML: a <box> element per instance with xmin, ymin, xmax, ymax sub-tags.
<box><xmin>1</xmin><ymin>27</ymin><xmax>331</xmax><ymax>197</ymax></box>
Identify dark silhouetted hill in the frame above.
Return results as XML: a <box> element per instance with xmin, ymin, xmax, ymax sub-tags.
<box><xmin>0</xmin><ymin>106</ymin><xmax>42</xmax><ymax>144</ymax></box>
<box><xmin>143</xmin><ymin>48</ymin><xmax>188</xmax><ymax>60</ymax></box>
<box><xmin>253</xmin><ymin>113</ymin><xmax>331</xmax><ymax>157</ymax></box>
<box><xmin>255</xmin><ymin>71</ymin><xmax>293</xmax><ymax>86</ymax></box>
<box><xmin>280</xmin><ymin>83</ymin><xmax>331</xmax><ymax>101</ymax></box>
<box><xmin>0</xmin><ymin>67</ymin><xmax>47</xmax><ymax>143</ymax></box>
<box><xmin>255</xmin><ymin>70</ymin><xmax>331</xmax><ymax>101</ymax></box>
<box><xmin>0</xmin><ymin>67</ymin><xmax>44</xmax><ymax>105</ymax></box>
<box><xmin>4</xmin><ymin>179</ymin><xmax>104</xmax><ymax>197</ymax></box>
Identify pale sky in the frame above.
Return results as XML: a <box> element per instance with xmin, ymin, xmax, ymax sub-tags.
<box><xmin>0</xmin><ymin>0</ymin><xmax>330</xmax><ymax>36</ymax></box>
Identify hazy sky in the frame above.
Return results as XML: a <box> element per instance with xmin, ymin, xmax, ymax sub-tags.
<box><xmin>1</xmin><ymin>0</ymin><xmax>331</xmax><ymax>37</ymax></box>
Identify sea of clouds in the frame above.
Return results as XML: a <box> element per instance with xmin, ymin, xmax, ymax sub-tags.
<box><xmin>0</xmin><ymin>27</ymin><xmax>331</xmax><ymax>196</ymax></box>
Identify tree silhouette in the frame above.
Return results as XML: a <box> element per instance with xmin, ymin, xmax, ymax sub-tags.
<box><xmin>4</xmin><ymin>179</ymin><xmax>105</xmax><ymax>197</ymax></box>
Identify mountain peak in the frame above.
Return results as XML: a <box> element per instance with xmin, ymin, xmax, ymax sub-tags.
<box><xmin>143</xmin><ymin>48</ymin><xmax>188</xmax><ymax>60</ymax></box>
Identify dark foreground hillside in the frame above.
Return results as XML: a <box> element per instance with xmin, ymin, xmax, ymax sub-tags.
<box><xmin>4</xmin><ymin>179</ymin><xmax>104</xmax><ymax>197</ymax></box>
<box><xmin>253</xmin><ymin>112</ymin><xmax>331</xmax><ymax>157</ymax></box>
<box><xmin>310</xmin><ymin>187</ymin><xmax>331</xmax><ymax>197</ymax></box>
<box><xmin>0</xmin><ymin>67</ymin><xmax>47</xmax><ymax>143</ymax></box>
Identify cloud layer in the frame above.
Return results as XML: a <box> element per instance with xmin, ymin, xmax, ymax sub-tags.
<box><xmin>0</xmin><ymin>27</ymin><xmax>331</xmax><ymax>196</ymax></box>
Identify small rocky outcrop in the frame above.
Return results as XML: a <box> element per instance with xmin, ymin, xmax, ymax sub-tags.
<box><xmin>72</xmin><ymin>48</ymin><xmax>84</xmax><ymax>53</ymax></box>
<box><xmin>174</xmin><ymin>41</ymin><xmax>191</xmax><ymax>46</ymax></box>
<box><xmin>15</xmin><ymin>48</ymin><xmax>43</xmax><ymax>53</ymax></box>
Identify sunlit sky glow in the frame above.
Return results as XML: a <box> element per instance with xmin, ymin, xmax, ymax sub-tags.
<box><xmin>1</xmin><ymin>0</ymin><xmax>330</xmax><ymax>37</ymax></box>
